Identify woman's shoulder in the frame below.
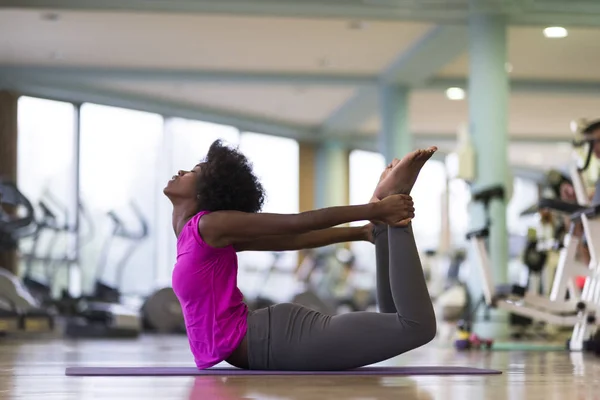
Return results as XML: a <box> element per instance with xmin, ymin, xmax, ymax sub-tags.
<box><xmin>180</xmin><ymin>211</ymin><xmax>233</xmax><ymax>253</ymax></box>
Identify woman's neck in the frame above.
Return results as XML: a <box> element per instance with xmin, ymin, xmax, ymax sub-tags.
<box><xmin>171</xmin><ymin>199</ymin><xmax>199</xmax><ymax>237</ymax></box>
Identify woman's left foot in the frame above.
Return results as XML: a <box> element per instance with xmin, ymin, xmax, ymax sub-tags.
<box><xmin>369</xmin><ymin>159</ymin><xmax>398</xmax><ymax>203</ymax></box>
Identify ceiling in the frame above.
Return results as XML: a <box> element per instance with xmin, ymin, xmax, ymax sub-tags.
<box><xmin>1</xmin><ymin>3</ymin><xmax>600</xmax><ymax>172</ymax></box>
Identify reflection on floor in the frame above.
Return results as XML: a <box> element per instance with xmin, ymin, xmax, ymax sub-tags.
<box><xmin>1</xmin><ymin>334</ymin><xmax>599</xmax><ymax>400</ymax></box>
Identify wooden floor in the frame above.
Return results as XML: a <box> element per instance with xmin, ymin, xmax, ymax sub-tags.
<box><xmin>1</xmin><ymin>333</ymin><xmax>599</xmax><ymax>400</ymax></box>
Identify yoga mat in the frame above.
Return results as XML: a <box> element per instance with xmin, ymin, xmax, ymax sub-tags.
<box><xmin>66</xmin><ymin>366</ymin><xmax>501</xmax><ymax>377</ymax></box>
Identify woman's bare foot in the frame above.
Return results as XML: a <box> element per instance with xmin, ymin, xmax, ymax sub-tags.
<box><xmin>372</xmin><ymin>146</ymin><xmax>437</xmax><ymax>199</ymax></box>
<box><xmin>369</xmin><ymin>159</ymin><xmax>399</xmax><ymax>203</ymax></box>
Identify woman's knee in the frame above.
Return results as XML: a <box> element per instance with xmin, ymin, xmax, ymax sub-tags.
<box><xmin>418</xmin><ymin>314</ymin><xmax>437</xmax><ymax>345</ymax></box>
<box><xmin>398</xmin><ymin>313</ymin><xmax>437</xmax><ymax>347</ymax></box>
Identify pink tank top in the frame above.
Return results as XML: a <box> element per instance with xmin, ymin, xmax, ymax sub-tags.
<box><xmin>172</xmin><ymin>211</ymin><xmax>248</xmax><ymax>369</ymax></box>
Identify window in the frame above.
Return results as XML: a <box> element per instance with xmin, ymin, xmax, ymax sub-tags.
<box><xmin>410</xmin><ymin>159</ymin><xmax>446</xmax><ymax>251</ymax></box>
<box><xmin>17</xmin><ymin>96</ymin><xmax>77</xmax><ymax>294</ymax></box>
<box><xmin>237</xmin><ymin>132</ymin><xmax>299</xmax><ymax>302</ymax></box>
<box><xmin>348</xmin><ymin>150</ymin><xmax>385</xmax><ymax>292</ymax></box>
<box><xmin>79</xmin><ymin>103</ymin><xmax>163</xmax><ymax>296</ymax></box>
<box><xmin>448</xmin><ymin>178</ymin><xmax>471</xmax><ymax>248</ymax></box>
<box><xmin>349</xmin><ymin>150</ymin><xmax>386</xmax><ymax>216</ymax></box>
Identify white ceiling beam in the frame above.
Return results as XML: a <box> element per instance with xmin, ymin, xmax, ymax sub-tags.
<box><xmin>4</xmin><ymin>66</ymin><xmax>600</xmax><ymax>98</ymax></box>
<box><xmin>3</xmin><ymin>0</ymin><xmax>600</xmax><ymax>27</ymax></box>
<box><xmin>0</xmin><ymin>66</ymin><xmax>373</xmax><ymax>87</ymax></box>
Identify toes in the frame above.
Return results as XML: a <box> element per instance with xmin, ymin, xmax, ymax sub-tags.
<box><xmin>405</xmin><ymin>150</ymin><xmax>420</xmax><ymax>162</ymax></box>
<box><xmin>416</xmin><ymin>147</ymin><xmax>437</xmax><ymax>161</ymax></box>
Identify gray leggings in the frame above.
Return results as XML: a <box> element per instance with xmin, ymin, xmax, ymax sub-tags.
<box><xmin>246</xmin><ymin>224</ymin><xmax>436</xmax><ymax>371</ymax></box>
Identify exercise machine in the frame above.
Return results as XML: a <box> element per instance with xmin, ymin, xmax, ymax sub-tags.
<box><xmin>21</xmin><ymin>199</ymin><xmax>63</xmax><ymax>305</ymax></box>
<box><xmin>466</xmin><ymin>137</ymin><xmax>600</xmax><ymax>350</ymax></box>
<box><xmin>466</xmin><ymin>187</ymin><xmax>590</xmax><ymax>326</ymax></box>
<box><xmin>92</xmin><ymin>202</ymin><xmax>149</xmax><ymax>303</ymax></box>
<box><xmin>61</xmin><ymin>202</ymin><xmax>146</xmax><ymax>338</ymax></box>
<box><xmin>11</xmin><ymin>188</ymin><xmax>141</xmax><ymax>339</ymax></box>
<box><xmin>293</xmin><ymin>246</ymin><xmax>376</xmax><ymax>315</ymax></box>
<box><xmin>142</xmin><ymin>286</ymin><xmax>186</xmax><ymax>333</ymax></box>
<box><xmin>0</xmin><ymin>180</ymin><xmax>55</xmax><ymax>334</ymax></box>
<box><xmin>433</xmin><ymin>249</ymin><xmax>470</xmax><ymax>322</ymax></box>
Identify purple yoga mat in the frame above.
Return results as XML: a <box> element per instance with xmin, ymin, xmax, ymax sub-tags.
<box><xmin>65</xmin><ymin>366</ymin><xmax>501</xmax><ymax>377</ymax></box>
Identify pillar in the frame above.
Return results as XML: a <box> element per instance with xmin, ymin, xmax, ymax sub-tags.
<box><xmin>379</xmin><ymin>85</ymin><xmax>412</xmax><ymax>163</ymax></box>
<box><xmin>297</xmin><ymin>140</ymin><xmax>349</xmax><ymax>267</ymax></box>
<box><xmin>314</xmin><ymin>139</ymin><xmax>349</xmax><ymax>210</ymax></box>
<box><xmin>467</xmin><ymin>9</ymin><xmax>510</xmax><ymax>338</ymax></box>
<box><xmin>0</xmin><ymin>91</ymin><xmax>19</xmax><ymax>274</ymax></box>
<box><xmin>298</xmin><ymin>142</ymin><xmax>316</xmax><ymax>213</ymax></box>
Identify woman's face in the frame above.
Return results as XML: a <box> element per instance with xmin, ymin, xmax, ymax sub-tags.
<box><xmin>163</xmin><ymin>164</ymin><xmax>202</xmax><ymax>200</ymax></box>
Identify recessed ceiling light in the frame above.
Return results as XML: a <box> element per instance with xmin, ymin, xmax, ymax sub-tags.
<box><xmin>445</xmin><ymin>87</ymin><xmax>465</xmax><ymax>101</ymax></box>
<box><xmin>543</xmin><ymin>26</ymin><xmax>568</xmax><ymax>38</ymax></box>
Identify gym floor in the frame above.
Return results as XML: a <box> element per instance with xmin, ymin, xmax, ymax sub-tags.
<box><xmin>1</xmin><ymin>334</ymin><xmax>597</xmax><ymax>400</ymax></box>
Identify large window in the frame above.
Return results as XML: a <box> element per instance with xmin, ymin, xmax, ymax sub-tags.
<box><xmin>79</xmin><ymin>104</ymin><xmax>163</xmax><ymax>296</ymax></box>
<box><xmin>236</xmin><ymin>132</ymin><xmax>300</xmax><ymax>302</ymax></box>
<box><xmin>348</xmin><ymin>150</ymin><xmax>386</xmax><ymax>213</ymax></box>
<box><xmin>17</xmin><ymin>96</ymin><xmax>77</xmax><ymax>296</ymax></box>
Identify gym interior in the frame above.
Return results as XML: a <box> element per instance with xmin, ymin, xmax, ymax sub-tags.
<box><xmin>1</xmin><ymin>2</ymin><xmax>600</xmax><ymax>399</ymax></box>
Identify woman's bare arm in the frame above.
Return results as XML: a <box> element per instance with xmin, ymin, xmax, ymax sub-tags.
<box><xmin>233</xmin><ymin>226</ymin><xmax>370</xmax><ymax>252</ymax></box>
<box><xmin>199</xmin><ymin>194</ymin><xmax>412</xmax><ymax>248</ymax></box>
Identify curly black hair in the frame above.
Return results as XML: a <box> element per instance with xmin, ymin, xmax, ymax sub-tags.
<box><xmin>195</xmin><ymin>140</ymin><xmax>265</xmax><ymax>213</ymax></box>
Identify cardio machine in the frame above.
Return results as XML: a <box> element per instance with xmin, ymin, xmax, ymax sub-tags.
<box><xmin>467</xmin><ymin>186</ymin><xmax>591</xmax><ymax>320</ymax></box>
<box><xmin>466</xmin><ymin>140</ymin><xmax>600</xmax><ymax>350</ymax></box>
<box><xmin>14</xmin><ymin>190</ymin><xmax>142</xmax><ymax>339</ymax></box>
<box><xmin>0</xmin><ymin>180</ymin><xmax>55</xmax><ymax>334</ymax></box>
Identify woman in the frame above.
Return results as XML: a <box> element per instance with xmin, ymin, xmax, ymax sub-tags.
<box><xmin>164</xmin><ymin>140</ymin><xmax>437</xmax><ymax>371</ymax></box>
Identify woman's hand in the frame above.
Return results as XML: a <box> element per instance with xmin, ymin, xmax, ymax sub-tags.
<box><xmin>373</xmin><ymin>194</ymin><xmax>414</xmax><ymax>227</ymax></box>
<box><xmin>362</xmin><ymin>223</ymin><xmax>375</xmax><ymax>244</ymax></box>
